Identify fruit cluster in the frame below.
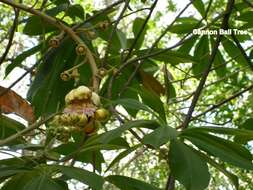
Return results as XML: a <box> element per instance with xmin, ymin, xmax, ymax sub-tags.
<box><xmin>48</xmin><ymin>86</ymin><xmax>109</xmax><ymax>143</ymax></box>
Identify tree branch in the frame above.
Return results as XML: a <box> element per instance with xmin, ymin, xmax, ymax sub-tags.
<box><xmin>181</xmin><ymin>0</ymin><xmax>235</xmax><ymax>129</ymax></box>
<box><xmin>0</xmin><ymin>113</ymin><xmax>57</xmax><ymax>146</ymax></box>
<box><xmin>0</xmin><ymin>7</ymin><xmax>19</xmax><ymax>66</ymax></box>
<box><xmin>192</xmin><ymin>84</ymin><xmax>253</xmax><ymax>120</ymax></box>
<box><xmin>0</xmin><ymin>0</ymin><xmax>99</xmax><ymax>91</ymax></box>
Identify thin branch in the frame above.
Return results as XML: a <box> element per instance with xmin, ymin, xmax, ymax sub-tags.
<box><xmin>0</xmin><ymin>7</ymin><xmax>19</xmax><ymax>66</ymax></box>
<box><xmin>0</xmin><ymin>113</ymin><xmax>57</xmax><ymax>146</ymax></box>
<box><xmin>152</xmin><ymin>0</ymin><xmax>194</xmax><ymax>49</ymax></box>
<box><xmin>181</xmin><ymin>0</ymin><xmax>235</xmax><ymax>129</ymax></box>
<box><xmin>123</xmin><ymin>0</ymin><xmax>159</xmax><ymax>62</ymax></box>
<box><xmin>101</xmin><ymin>0</ymin><xmax>130</xmax><ymax>67</ymax></box>
<box><xmin>192</xmin><ymin>83</ymin><xmax>253</xmax><ymax>120</ymax></box>
<box><xmin>73</xmin><ymin>0</ymin><xmax>125</xmax><ymax>30</ymax></box>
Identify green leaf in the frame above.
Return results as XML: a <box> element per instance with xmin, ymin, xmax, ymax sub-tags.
<box><xmin>54</xmin><ymin>165</ymin><xmax>104</xmax><ymax>190</ymax></box>
<box><xmin>0</xmin><ymin>115</ymin><xmax>25</xmax><ymax>145</ymax></box>
<box><xmin>193</xmin><ymin>35</ymin><xmax>209</xmax><ymax>76</ymax></box>
<box><xmin>66</xmin><ymin>4</ymin><xmax>84</xmax><ymax>20</ymax></box>
<box><xmin>97</xmin><ymin>27</ymin><xmax>127</xmax><ymax>53</ymax></box>
<box><xmin>106</xmin><ymin>175</ymin><xmax>160</xmax><ymax>190</ymax></box>
<box><xmin>27</xmin><ymin>39</ymin><xmax>77</xmax><ymax>117</ymax></box>
<box><xmin>181</xmin><ymin>131</ymin><xmax>253</xmax><ymax>170</ymax></box>
<box><xmin>193</xmin><ymin>149</ymin><xmax>239</xmax><ymax>190</ymax></box>
<box><xmin>116</xmin><ymin>30</ymin><xmax>127</xmax><ymax>49</ymax></box>
<box><xmin>5</xmin><ymin>44</ymin><xmax>42</xmax><ymax>76</ymax></box>
<box><xmin>237</xmin><ymin>11</ymin><xmax>253</xmax><ymax>24</ymax></box>
<box><xmin>142</xmin><ymin>126</ymin><xmax>178</xmax><ymax>148</ymax></box>
<box><xmin>85</xmin><ymin>120</ymin><xmax>159</xmax><ymax>146</ymax></box>
<box><xmin>132</xmin><ymin>17</ymin><xmax>148</xmax><ymax>49</ymax></box>
<box><xmin>54</xmin><ymin>143</ymin><xmax>104</xmax><ymax>172</ymax></box>
<box><xmin>23</xmin><ymin>174</ymin><xmax>65</xmax><ymax>190</ymax></box>
<box><xmin>169</xmin><ymin>140</ymin><xmax>210</xmax><ymax>190</ymax></box>
<box><xmin>139</xmin><ymin>87</ymin><xmax>166</xmax><ymax>121</ymax></box>
<box><xmin>0</xmin><ymin>167</ymin><xmax>28</xmax><ymax>179</ymax></box>
<box><xmin>109</xmin><ymin>98</ymin><xmax>158</xmax><ymax>118</ymax></box>
<box><xmin>182</xmin><ymin>126</ymin><xmax>253</xmax><ymax>139</ymax></box>
<box><xmin>178</xmin><ymin>36</ymin><xmax>198</xmax><ymax>53</ymax></box>
<box><xmin>193</xmin><ymin>0</ymin><xmax>205</xmax><ymax>17</ymax></box>
<box><xmin>23</xmin><ymin>4</ymin><xmax>70</xmax><ymax>36</ymax></box>
<box><xmin>169</xmin><ymin>23</ymin><xmax>198</xmax><ymax>34</ymax></box>
<box><xmin>1</xmin><ymin>170</ymin><xmax>66</xmax><ymax>190</ymax></box>
<box><xmin>239</xmin><ymin>118</ymin><xmax>253</xmax><ymax>130</ymax></box>
<box><xmin>221</xmin><ymin>37</ymin><xmax>248</xmax><ymax>66</ymax></box>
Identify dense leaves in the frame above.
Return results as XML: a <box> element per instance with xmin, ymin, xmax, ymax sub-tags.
<box><xmin>0</xmin><ymin>0</ymin><xmax>253</xmax><ymax>190</ymax></box>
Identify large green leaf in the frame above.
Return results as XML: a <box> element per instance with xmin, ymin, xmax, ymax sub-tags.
<box><xmin>54</xmin><ymin>165</ymin><xmax>104</xmax><ymax>190</ymax></box>
<box><xmin>193</xmin><ymin>0</ymin><xmax>205</xmax><ymax>17</ymax></box>
<box><xmin>54</xmin><ymin>143</ymin><xmax>104</xmax><ymax>172</ymax></box>
<box><xmin>27</xmin><ymin>39</ymin><xmax>77</xmax><ymax>117</ymax></box>
<box><xmin>65</xmin><ymin>4</ymin><xmax>84</xmax><ymax>20</ymax></box>
<box><xmin>181</xmin><ymin>131</ymin><xmax>253</xmax><ymax>170</ymax></box>
<box><xmin>193</xmin><ymin>148</ymin><xmax>239</xmax><ymax>190</ymax></box>
<box><xmin>0</xmin><ymin>115</ymin><xmax>25</xmax><ymax>145</ymax></box>
<box><xmin>236</xmin><ymin>11</ymin><xmax>253</xmax><ymax>24</ymax></box>
<box><xmin>193</xmin><ymin>35</ymin><xmax>209</xmax><ymax>76</ymax></box>
<box><xmin>106</xmin><ymin>175</ymin><xmax>160</xmax><ymax>190</ymax></box>
<box><xmin>1</xmin><ymin>170</ymin><xmax>67</xmax><ymax>190</ymax></box>
<box><xmin>181</xmin><ymin>126</ymin><xmax>253</xmax><ymax>139</ymax></box>
<box><xmin>23</xmin><ymin>4</ymin><xmax>69</xmax><ymax>36</ymax></box>
<box><xmin>5</xmin><ymin>44</ymin><xmax>42</xmax><ymax>76</ymax></box>
<box><xmin>139</xmin><ymin>87</ymin><xmax>166</xmax><ymax>121</ymax></box>
<box><xmin>109</xmin><ymin>98</ymin><xmax>160</xmax><ymax>120</ymax></box>
<box><xmin>239</xmin><ymin>118</ymin><xmax>253</xmax><ymax>130</ymax></box>
<box><xmin>221</xmin><ymin>37</ymin><xmax>248</xmax><ymax>66</ymax></box>
<box><xmin>132</xmin><ymin>17</ymin><xmax>148</xmax><ymax>49</ymax></box>
<box><xmin>169</xmin><ymin>140</ymin><xmax>210</xmax><ymax>190</ymax></box>
<box><xmin>85</xmin><ymin>120</ymin><xmax>159</xmax><ymax>146</ymax></box>
<box><xmin>142</xmin><ymin>125</ymin><xmax>178</xmax><ymax>148</ymax></box>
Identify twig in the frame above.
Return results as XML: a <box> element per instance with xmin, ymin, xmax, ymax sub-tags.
<box><xmin>0</xmin><ymin>7</ymin><xmax>19</xmax><ymax>66</ymax></box>
<box><xmin>123</xmin><ymin>0</ymin><xmax>159</xmax><ymax>62</ymax></box>
<box><xmin>101</xmin><ymin>0</ymin><xmax>131</xmax><ymax>68</ymax></box>
<box><xmin>192</xmin><ymin>84</ymin><xmax>253</xmax><ymax>120</ymax></box>
<box><xmin>152</xmin><ymin>0</ymin><xmax>194</xmax><ymax>49</ymax></box>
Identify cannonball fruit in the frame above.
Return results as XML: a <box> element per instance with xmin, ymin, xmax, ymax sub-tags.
<box><xmin>48</xmin><ymin>85</ymin><xmax>109</xmax><ymax>143</ymax></box>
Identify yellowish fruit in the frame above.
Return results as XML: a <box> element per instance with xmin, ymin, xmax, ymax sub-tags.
<box><xmin>76</xmin><ymin>85</ymin><xmax>92</xmax><ymax>100</ymax></box>
<box><xmin>65</xmin><ymin>90</ymin><xmax>76</xmax><ymax>104</ymax></box>
<box><xmin>94</xmin><ymin>108</ymin><xmax>109</xmax><ymax>121</ymax></box>
<box><xmin>91</xmin><ymin>92</ymin><xmax>100</xmax><ymax>106</ymax></box>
